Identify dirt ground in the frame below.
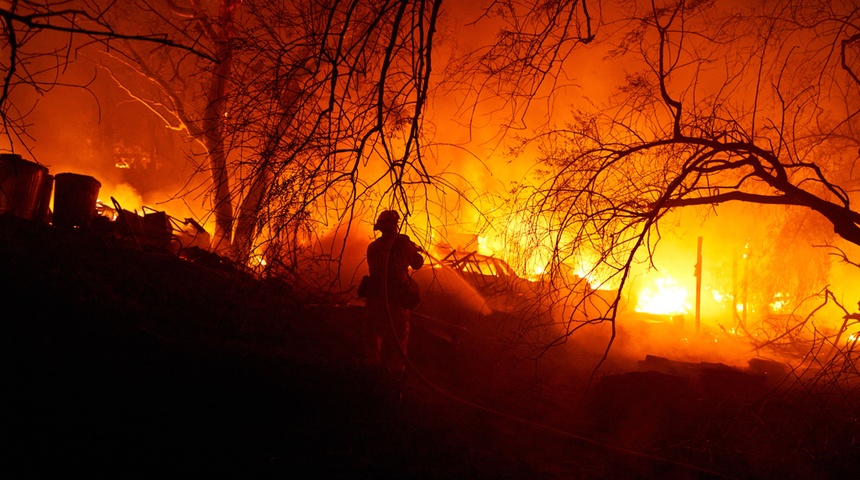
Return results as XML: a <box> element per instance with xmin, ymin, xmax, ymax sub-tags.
<box><xmin>2</xmin><ymin>215</ymin><xmax>858</xmax><ymax>479</ymax></box>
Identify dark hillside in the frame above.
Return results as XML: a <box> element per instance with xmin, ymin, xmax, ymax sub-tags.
<box><xmin>2</xmin><ymin>215</ymin><xmax>858</xmax><ymax>479</ymax></box>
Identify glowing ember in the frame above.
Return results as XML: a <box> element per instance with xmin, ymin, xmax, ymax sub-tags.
<box><xmin>250</xmin><ymin>254</ymin><xmax>267</xmax><ymax>268</ymax></box>
<box><xmin>635</xmin><ymin>276</ymin><xmax>691</xmax><ymax>316</ymax></box>
<box><xmin>768</xmin><ymin>292</ymin><xmax>791</xmax><ymax>313</ymax></box>
<box><xmin>712</xmin><ymin>290</ymin><xmax>729</xmax><ymax>303</ymax></box>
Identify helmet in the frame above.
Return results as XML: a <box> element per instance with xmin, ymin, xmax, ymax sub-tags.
<box><xmin>373</xmin><ymin>210</ymin><xmax>400</xmax><ymax>232</ymax></box>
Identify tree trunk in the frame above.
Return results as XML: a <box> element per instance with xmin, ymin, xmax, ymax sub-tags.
<box><xmin>233</xmin><ymin>165</ymin><xmax>271</xmax><ymax>263</ymax></box>
<box><xmin>203</xmin><ymin>0</ymin><xmax>240</xmax><ymax>250</ymax></box>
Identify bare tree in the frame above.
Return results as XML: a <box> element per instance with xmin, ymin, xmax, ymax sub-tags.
<box><xmin>92</xmin><ymin>0</ymin><xmax>243</xmax><ymax>250</ymax></box>
<box><xmin>94</xmin><ymin>0</ymin><xmax>443</xmax><ymax>266</ymax></box>
<box><xmin>495</xmin><ymin>0</ymin><xmax>860</xmax><ymax>364</ymax></box>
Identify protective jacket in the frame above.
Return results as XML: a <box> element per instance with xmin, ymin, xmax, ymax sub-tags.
<box><xmin>366</xmin><ymin>233</ymin><xmax>424</xmax><ymax>297</ymax></box>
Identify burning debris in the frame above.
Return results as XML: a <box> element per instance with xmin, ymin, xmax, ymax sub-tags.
<box><xmin>93</xmin><ymin>199</ymin><xmax>211</xmax><ymax>255</ymax></box>
<box><xmin>1</xmin><ymin>153</ymin><xmax>215</xmax><ymax>263</ymax></box>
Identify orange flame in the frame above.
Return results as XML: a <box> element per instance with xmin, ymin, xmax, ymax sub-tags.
<box><xmin>635</xmin><ymin>276</ymin><xmax>691</xmax><ymax>316</ymax></box>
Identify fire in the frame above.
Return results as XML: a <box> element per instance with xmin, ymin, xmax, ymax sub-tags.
<box><xmin>474</xmin><ymin>213</ymin><xmax>621</xmax><ymax>289</ymax></box>
<box><xmin>768</xmin><ymin>292</ymin><xmax>791</xmax><ymax>313</ymax></box>
<box><xmin>571</xmin><ymin>250</ymin><xmax>619</xmax><ymax>291</ymax></box>
<box><xmin>475</xmin><ymin>213</ymin><xmax>552</xmax><ymax>281</ymax></box>
<box><xmin>250</xmin><ymin>253</ymin><xmax>267</xmax><ymax>269</ymax></box>
<box><xmin>635</xmin><ymin>276</ymin><xmax>691</xmax><ymax>316</ymax></box>
<box><xmin>94</xmin><ymin>183</ymin><xmax>146</xmax><ymax>216</ymax></box>
<box><xmin>712</xmin><ymin>290</ymin><xmax>729</xmax><ymax>303</ymax></box>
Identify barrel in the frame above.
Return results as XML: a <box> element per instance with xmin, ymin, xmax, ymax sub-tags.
<box><xmin>0</xmin><ymin>153</ymin><xmax>50</xmax><ymax>221</ymax></box>
<box><xmin>52</xmin><ymin>172</ymin><xmax>101</xmax><ymax>229</ymax></box>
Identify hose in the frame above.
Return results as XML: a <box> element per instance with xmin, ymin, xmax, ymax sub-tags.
<box><xmin>373</xmin><ymin>227</ymin><xmax>739</xmax><ymax>479</ymax></box>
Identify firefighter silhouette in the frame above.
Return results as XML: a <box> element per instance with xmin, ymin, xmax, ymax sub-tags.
<box><xmin>364</xmin><ymin>210</ymin><xmax>424</xmax><ymax>374</ymax></box>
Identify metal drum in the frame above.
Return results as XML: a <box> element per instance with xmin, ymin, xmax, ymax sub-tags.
<box><xmin>0</xmin><ymin>153</ymin><xmax>50</xmax><ymax>221</ymax></box>
<box><xmin>53</xmin><ymin>172</ymin><xmax>102</xmax><ymax>229</ymax></box>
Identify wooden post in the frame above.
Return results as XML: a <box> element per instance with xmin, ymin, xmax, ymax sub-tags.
<box><xmin>695</xmin><ymin>236</ymin><xmax>702</xmax><ymax>332</ymax></box>
<box><xmin>743</xmin><ymin>245</ymin><xmax>749</xmax><ymax>327</ymax></box>
<box><xmin>732</xmin><ymin>251</ymin><xmax>738</xmax><ymax>330</ymax></box>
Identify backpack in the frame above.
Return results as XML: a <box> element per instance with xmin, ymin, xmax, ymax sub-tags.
<box><xmin>400</xmin><ymin>275</ymin><xmax>421</xmax><ymax>309</ymax></box>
